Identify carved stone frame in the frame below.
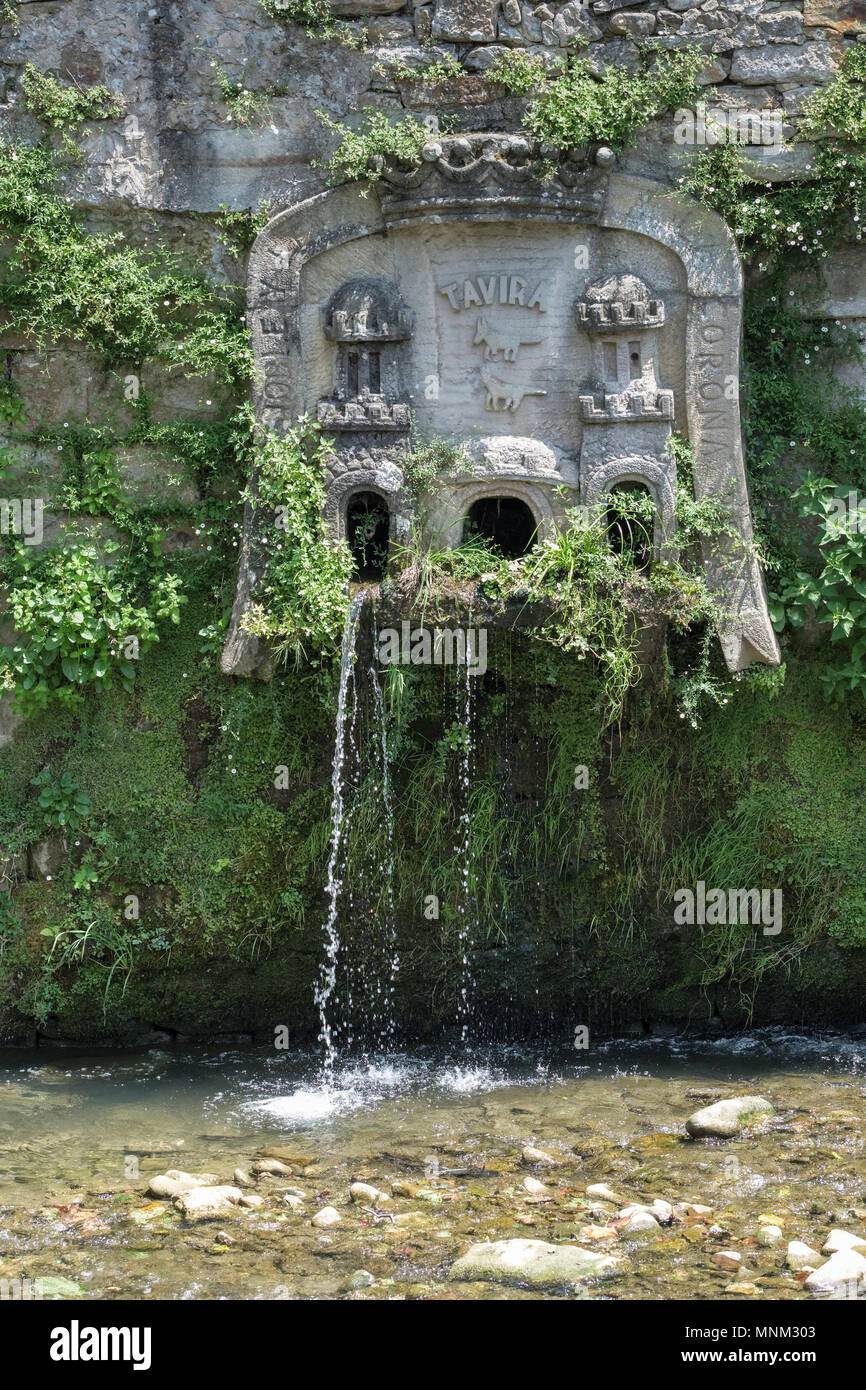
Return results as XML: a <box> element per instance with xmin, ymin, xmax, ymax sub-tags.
<box><xmin>222</xmin><ymin>171</ymin><xmax>780</xmax><ymax>678</ymax></box>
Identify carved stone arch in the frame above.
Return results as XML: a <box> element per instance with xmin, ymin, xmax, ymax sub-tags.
<box><xmin>454</xmin><ymin>478</ymin><xmax>557</xmax><ymax>547</ymax></box>
<box><xmin>582</xmin><ymin>457</ymin><xmax>676</xmax><ymax>553</ymax></box>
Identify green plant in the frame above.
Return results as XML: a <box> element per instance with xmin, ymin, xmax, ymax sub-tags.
<box><xmin>1</xmin><ymin>542</ymin><xmax>185</xmax><ymax>711</ymax></box>
<box><xmin>383</xmin><ymin>54</ymin><xmax>465</xmax><ymax>84</ymax></box>
<box><xmin>395</xmin><ymin>435</ymin><xmax>468</xmax><ymax>506</ymax></box>
<box><xmin>772</xmin><ymin>474</ymin><xmax>866</xmax><ymax>699</ymax></box>
<box><xmin>210</xmin><ymin>61</ymin><xmax>282</xmax><ymax>127</ymax></box>
<box><xmin>259</xmin><ymin>0</ymin><xmax>343</xmax><ymax>37</ymax></box>
<box><xmin>31</xmin><ymin>769</ymin><xmax>91</xmax><ymax>830</ymax></box>
<box><xmin>487</xmin><ymin>49</ymin><xmax>552</xmax><ymax>95</ymax></box>
<box><xmin>21</xmin><ymin>64</ymin><xmax>123</xmax><ymax>154</ymax></box>
<box><xmin>0</xmin><ymin>138</ymin><xmax>251</xmax><ymax>382</ymax></box>
<box><xmin>524</xmin><ymin>46</ymin><xmax>705</xmax><ymax>152</ymax></box>
<box><xmin>239</xmin><ymin>412</ymin><xmax>353</xmax><ymax>663</ymax></box>
<box><xmin>801</xmin><ymin>44</ymin><xmax>866</xmax><ymax>144</ymax></box>
<box><xmin>214</xmin><ymin>203</ymin><xmax>271</xmax><ymax>257</ymax></box>
<box><xmin>315</xmin><ymin>110</ymin><xmax>431</xmax><ymax>187</ymax></box>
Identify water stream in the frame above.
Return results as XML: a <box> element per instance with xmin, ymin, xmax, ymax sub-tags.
<box><xmin>1</xmin><ymin>1035</ymin><xmax>863</xmax><ymax>1300</ymax></box>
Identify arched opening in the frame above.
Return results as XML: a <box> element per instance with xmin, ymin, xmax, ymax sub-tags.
<box><xmin>605</xmin><ymin>482</ymin><xmax>654</xmax><ymax>570</ymax></box>
<box><xmin>463</xmin><ymin>495</ymin><xmax>537</xmax><ymax>558</ymax></box>
<box><xmin>346</xmin><ymin>491</ymin><xmax>390</xmax><ymax>581</ymax></box>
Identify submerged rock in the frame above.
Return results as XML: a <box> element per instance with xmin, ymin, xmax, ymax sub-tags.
<box><xmin>251</xmin><ymin>1159</ymin><xmax>293</xmax><ymax>1177</ymax></box>
<box><xmin>521</xmin><ymin>1145</ymin><xmax>559</xmax><ymax>1166</ymax></box>
<box><xmin>349</xmin><ymin>1182</ymin><xmax>391</xmax><ymax>1205</ymax></box>
<box><xmin>757</xmin><ymin>1224</ymin><xmax>784</xmax><ymax>1247</ymax></box>
<box><xmin>521</xmin><ymin>1176</ymin><xmax>547</xmax><ymax>1195</ymax></box>
<box><xmin>312</xmin><ymin>1206</ymin><xmax>342</xmax><ymax>1228</ymax></box>
<box><xmin>448</xmin><ymin>1238</ymin><xmax>625</xmax><ymax>1288</ymax></box>
<box><xmin>685</xmin><ymin>1096</ymin><xmax>774</xmax><ymax>1139</ymax></box>
<box><xmin>621</xmin><ymin>1210</ymin><xmax>661</xmax><ymax>1237</ymax></box>
<box><xmin>147</xmin><ymin>1170</ymin><xmax>218</xmax><ymax>1199</ymax></box>
<box><xmin>585</xmin><ymin>1183</ymin><xmax>622</xmax><ymax>1204</ymax></box>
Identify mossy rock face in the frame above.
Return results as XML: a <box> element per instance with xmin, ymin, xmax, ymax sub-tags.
<box><xmin>3</xmin><ymin>593</ymin><xmax>866</xmax><ymax>1041</ymax></box>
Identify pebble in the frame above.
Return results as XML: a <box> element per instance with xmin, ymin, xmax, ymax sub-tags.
<box><xmin>251</xmin><ymin>1159</ymin><xmax>293</xmax><ymax>1177</ymax></box>
<box><xmin>712</xmin><ymin>1251</ymin><xmax>744</xmax><ymax>1270</ymax></box>
<box><xmin>757</xmin><ymin>1224</ymin><xmax>784</xmax><ymax>1247</ymax></box>
<box><xmin>238</xmin><ymin>1193</ymin><xmax>265</xmax><ymax>1209</ymax></box>
<box><xmin>522</xmin><ymin>1176</ymin><xmax>547</xmax><ymax>1195</ymax></box>
<box><xmin>233</xmin><ymin>1168</ymin><xmax>251</xmax><ymax>1187</ymax></box>
<box><xmin>804</xmin><ymin>1248</ymin><xmax>866</xmax><ymax>1294</ymax></box>
<box><xmin>521</xmin><ymin>1145</ymin><xmax>559</xmax><ymax>1166</ymax></box>
<box><xmin>585</xmin><ymin>1183</ymin><xmax>622</xmax><ymax>1203</ymax></box>
<box><xmin>283</xmin><ymin>1195</ymin><xmax>305</xmax><ymax>1212</ymax></box>
<box><xmin>786</xmin><ymin>1240</ymin><xmax>821</xmax><ymax>1270</ymax></box>
<box><xmin>349</xmin><ymin>1182</ymin><xmax>391</xmax><ymax>1205</ymax></box>
<box><xmin>312</xmin><ymin>1206</ymin><xmax>342</xmax><ymax>1228</ymax></box>
<box><xmin>622</xmin><ymin>1210</ymin><xmax>661</xmax><ymax>1235</ymax></box>
<box><xmin>175</xmin><ymin>1185</ymin><xmax>243</xmax><ymax>1218</ymax></box>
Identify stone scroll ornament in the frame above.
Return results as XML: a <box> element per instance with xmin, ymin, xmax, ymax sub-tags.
<box><xmin>221</xmin><ymin>135</ymin><xmax>780</xmax><ymax>680</ymax></box>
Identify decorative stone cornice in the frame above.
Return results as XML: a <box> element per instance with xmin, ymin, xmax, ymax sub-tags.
<box><xmin>376</xmin><ymin>133</ymin><xmax>614</xmax><ymax>214</ymax></box>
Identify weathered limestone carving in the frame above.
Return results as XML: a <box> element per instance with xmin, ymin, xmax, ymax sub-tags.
<box><xmin>317</xmin><ymin>278</ymin><xmax>413</xmax><ymax>431</ymax></box>
<box><xmin>223</xmin><ymin>141</ymin><xmax>780</xmax><ymax>679</ymax></box>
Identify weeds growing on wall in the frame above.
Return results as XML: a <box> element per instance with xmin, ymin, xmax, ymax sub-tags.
<box><xmin>0</xmin><ymin>138</ymin><xmax>251</xmax><ymax>382</ymax></box>
<box><xmin>681</xmin><ymin>46</ymin><xmax>866</xmax><ymax>703</ymax></box>
<box><xmin>238</xmin><ymin>412</ymin><xmax>353</xmax><ymax>664</ymax></box>
<box><xmin>315</xmin><ymin>110</ymin><xmax>432</xmax><ymax>187</ymax></box>
<box><xmin>21</xmin><ymin>64</ymin><xmax>123</xmax><ymax>155</ymax></box>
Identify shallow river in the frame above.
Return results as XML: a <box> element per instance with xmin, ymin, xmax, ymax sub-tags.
<box><xmin>1</xmin><ymin>1031</ymin><xmax>864</xmax><ymax>1300</ymax></box>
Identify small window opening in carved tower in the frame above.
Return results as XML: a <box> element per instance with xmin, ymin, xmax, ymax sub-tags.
<box><xmin>629</xmin><ymin>341</ymin><xmax>642</xmax><ymax>375</ymax></box>
<box><xmin>605</xmin><ymin>483</ymin><xmax>654</xmax><ymax>571</ymax></box>
<box><xmin>464</xmin><ymin>496</ymin><xmax>537</xmax><ymax>559</ymax></box>
<box><xmin>603</xmin><ymin>342</ymin><xmax>618</xmax><ymax>379</ymax></box>
<box><xmin>346</xmin><ymin>491</ymin><xmax>390</xmax><ymax>581</ymax></box>
<box><xmin>368</xmin><ymin>349</ymin><xmax>381</xmax><ymax>394</ymax></box>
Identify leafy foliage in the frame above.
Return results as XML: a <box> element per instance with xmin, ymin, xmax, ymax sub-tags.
<box><xmin>524</xmin><ymin>46</ymin><xmax>705</xmax><ymax>151</ymax></box>
<box><xmin>239</xmin><ymin>413</ymin><xmax>353</xmax><ymax>664</ymax></box>
<box><xmin>0</xmin><ymin>138</ymin><xmax>251</xmax><ymax>381</ymax></box>
<box><xmin>31</xmin><ymin>769</ymin><xmax>91</xmax><ymax>831</ymax></box>
<box><xmin>0</xmin><ymin>543</ymin><xmax>185</xmax><ymax>712</ymax></box>
<box><xmin>315</xmin><ymin>110</ymin><xmax>431</xmax><ymax>186</ymax></box>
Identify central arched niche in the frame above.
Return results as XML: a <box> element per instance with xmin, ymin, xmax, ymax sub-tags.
<box><xmin>223</xmin><ymin>148</ymin><xmax>780</xmax><ymax>679</ymax></box>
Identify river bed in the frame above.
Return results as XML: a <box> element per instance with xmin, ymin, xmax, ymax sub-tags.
<box><xmin>1</xmin><ymin>1032</ymin><xmax>864</xmax><ymax>1301</ymax></box>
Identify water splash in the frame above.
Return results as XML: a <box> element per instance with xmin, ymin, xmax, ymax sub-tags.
<box><xmin>314</xmin><ymin>593</ymin><xmax>365</xmax><ymax>1071</ymax></box>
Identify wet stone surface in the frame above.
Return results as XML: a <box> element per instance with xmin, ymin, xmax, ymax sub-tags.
<box><xmin>0</xmin><ymin>1035</ymin><xmax>864</xmax><ymax>1301</ymax></box>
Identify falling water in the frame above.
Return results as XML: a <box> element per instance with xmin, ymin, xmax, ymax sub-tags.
<box><xmin>369</xmin><ymin>612</ymin><xmax>399</xmax><ymax>1045</ymax></box>
<box><xmin>315</xmin><ymin>593</ymin><xmax>365</xmax><ymax>1071</ymax></box>
<box><xmin>454</xmin><ymin>656</ymin><xmax>476</xmax><ymax>1041</ymax></box>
